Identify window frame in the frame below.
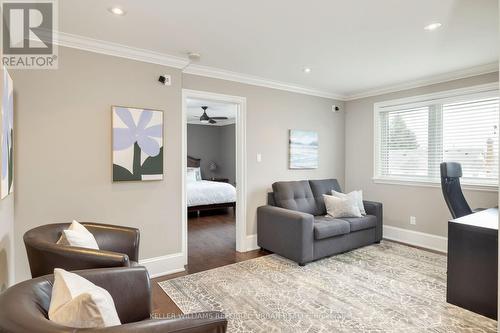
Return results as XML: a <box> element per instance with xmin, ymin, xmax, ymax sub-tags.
<box><xmin>373</xmin><ymin>82</ymin><xmax>499</xmax><ymax>192</ymax></box>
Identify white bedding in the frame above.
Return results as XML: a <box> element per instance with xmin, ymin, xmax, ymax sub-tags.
<box><xmin>187</xmin><ymin>180</ymin><xmax>236</xmax><ymax>207</ymax></box>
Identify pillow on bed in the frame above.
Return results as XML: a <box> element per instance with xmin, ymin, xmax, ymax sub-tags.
<box><xmin>187</xmin><ymin>167</ymin><xmax>202</xmax><ymax>181</ymax></box>
<box><xmin>186</xmin><ymin>168</ymin><xmax>197</xmax><ymax>182</ymax></box>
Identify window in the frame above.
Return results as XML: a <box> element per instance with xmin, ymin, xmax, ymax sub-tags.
<box><xmin>374</xmin><ymin>84</ymin><xmax>499</xmax><ymax>188</ymax></box>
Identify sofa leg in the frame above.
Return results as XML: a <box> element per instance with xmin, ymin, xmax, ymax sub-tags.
<box><xmin>298</xmin><ymin>262</ymin><xmax>306</xmax><ymax>267</ymax></box>
<box><xmin>375</xmin><ymin>240</ymin><xmax>381</xmax><ymax>244</ymax></box>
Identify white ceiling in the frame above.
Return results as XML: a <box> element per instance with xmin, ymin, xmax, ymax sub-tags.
<box><xmin>59</xmin><ymin>0</ymin><xmax>498</xmax><ymax>98</ymax></box>
<box><xmin>187</xmin><ymin>98</ymin><xmax>237</xmax><ymax>126</ymax></box>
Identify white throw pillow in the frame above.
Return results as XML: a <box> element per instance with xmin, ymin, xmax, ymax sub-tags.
<box><xmin>186</xmin><ymin>168</ymin><xmax>197</xmax><ymax>182</ymax></box>
<box><xmin>49</xmin><ymin>268</ymin><xmax>121</xmax><ymax>328</ymax></box>
<box><xmin>323</xmin><ymin>194</ymin><xmax>362</xmax><ymax>218</ymax></box>
<box><xmin>193</xmin><ymin>167</ymin><xmax>202</xmax><ymax>181</ymax></box>
<box><xmin>57</xmin><ymin>220</ymin><xmax>99</xmax><ymax>250</ymax></box>
<box><xmin>187</xmin><ymin>167</ymin><xmax>202</xmax><ymax>181</ymax></box>
<box><xmin>331</xmin><ymin>190</ymin><xmax>366</xmax><ymax>215</ymax></box>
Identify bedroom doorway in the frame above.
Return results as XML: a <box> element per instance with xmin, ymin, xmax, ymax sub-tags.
<box><xmin>181</xmin><ymin>89</ymin><xmax>247</xmax><ymax>269</ymax></box>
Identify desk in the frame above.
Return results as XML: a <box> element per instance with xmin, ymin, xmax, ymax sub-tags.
<box><xmin>447</xmin><ymin>208</ymin><xmax>498</xmax><ymax>319</ymax></box>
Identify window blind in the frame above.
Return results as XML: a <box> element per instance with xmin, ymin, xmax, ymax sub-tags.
<box><xmin>376</xmin><ymin>91</ymin><xmax>499</xmax><ymax>186</ymax></box>
<box><xmin>379</xmin><ymin>106</ymin><xmax>429</xmax><ymax>178</ymax></box>
<box><xmin>443</xmin><ymin>98</ymin><xmax>499</xmax><ymax>184</ymax></box>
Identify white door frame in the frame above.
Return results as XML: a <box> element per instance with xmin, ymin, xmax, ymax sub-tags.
<box><xmin>181</xmin><ymin>89</ymin><xmax>247</xmax><ymax>265</ymax></box>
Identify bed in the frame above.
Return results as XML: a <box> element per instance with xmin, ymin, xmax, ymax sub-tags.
<box><xmin>187</xmin><ymin>156</ymin><xmax>236</xmax><ymax>213</ymax></box>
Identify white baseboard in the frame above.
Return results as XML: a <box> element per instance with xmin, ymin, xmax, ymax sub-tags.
<box><xmin>245</xmin><ymin>234</ymin><xmax>259</xmax><ymax>251</ymax></box>
<box><xmin>383</xmin><ymin>225</ymin><xmax>448</xmax><ymax>253</ymax></box>
<box><xmin>139</xmin><ymin>252</ymin><xmax>185</xmax><ymax>279</ymax></box>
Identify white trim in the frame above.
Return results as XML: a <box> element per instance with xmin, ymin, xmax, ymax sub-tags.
<box><xmin>139</xmin><ymin>252</ymin><xmax>185</xmax><ymax>279</ymax></box>
<box><xmin>181</xmin><ymin>89</ymin><xmax>248</xmax><ymax>265</ymax></box>
<box><xmin>345</xmin><ymin>63</ymin><xmax>499</xmax><ymax>101</ymax></box>
<box><xmin>373</xmin><ymin>82</ymin><xmax>499</xmax><ymax>110</ymax></box>
<box><xmin>183</xmin><ymin>64</ymin><xmax>342</xmax><ymax>100</ymax></box>
<box><xmin>53</xmin><ymin>32</ymin><xmax>497</xmax><ymax>102</ymax></box>
<box><xmin>56</xmin><ymin>32</ymin><xmax>188</xmax><ymax>69</ymax></box>
<box><xmin>373</xmin><ymin>178</ymin><xmax>498</xmax><ymax>192</ymax></box>
<box><xmin>383</xmin><ymin>225</ymin><xmax>448</xmax><ymax>253</ymax></box>
<box><xmin>54</xmin><ymin>32</ymin><xmax>339</xmax><ymax>99</ymax></box>
<box><xmin>245</xmin><ymin>234</ymin><xmax>259</xmax><ymax>252</ymax></box>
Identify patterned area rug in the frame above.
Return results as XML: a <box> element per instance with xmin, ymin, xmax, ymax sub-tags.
<box><xmin>159</xmin><ymin>242</ymin><xmax>497</xmax><ymax>332</ymax></box>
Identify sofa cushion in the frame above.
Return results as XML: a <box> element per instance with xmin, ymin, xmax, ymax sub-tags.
<box><xmin>314</xmin><ymin>216</ymin><xmax>350</xmax><ymax>240</ymax></box>
<box><xmin>340</xmin><ymin>215</ymin><xmax>377</xmax><ymax>232</ymax></box>
<box><xmin>272</xmin><ymin>181</ymin><xmax>317</xmax><ymax>215</ymax></box>
<box><xmin>309</xmin><ymin>179</ymin><xmax>342</xmax><ymax>215</ymax></box>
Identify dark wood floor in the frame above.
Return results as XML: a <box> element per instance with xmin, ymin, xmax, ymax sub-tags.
<box><xmin>151</xmin><ymin>209</ymin><xmax>270</xmax><ymax>316</ymax></box>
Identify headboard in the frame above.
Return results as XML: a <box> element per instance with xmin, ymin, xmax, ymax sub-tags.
<box><xmin>187</xmin><ymin>156</ymin><xmax>201</xmax><ymax>168</ymax></box>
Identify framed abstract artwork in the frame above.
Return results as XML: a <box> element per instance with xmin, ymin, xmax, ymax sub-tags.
<box><xmin>289</xmin><ymin>130</ymin><xmax>318</xmax><ymax>169</ymax></box>
<box><xmin>0</xmin><ymin>69</ymin><xmax>13</xmax><ymax>199</ymax></box>
<box><xmin>112</xmin><ymin>106</ymin><xmax>164</xmax><ymax>181</ymax></box>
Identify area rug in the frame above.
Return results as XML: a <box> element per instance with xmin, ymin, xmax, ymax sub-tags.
<box><xmin>159</xmin><ymin>241</ymin><xmax>497</xmax><ymax>332</ymax></box>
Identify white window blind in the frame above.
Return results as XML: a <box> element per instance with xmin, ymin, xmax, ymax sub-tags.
<box><xmin>375</xmin><ymin>88</ymin><xmax>499</xmax><ymax>187</ymax></box>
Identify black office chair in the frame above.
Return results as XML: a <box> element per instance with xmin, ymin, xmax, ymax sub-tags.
<box><xmin>440</xmin><ymin>162</ymin><xmax>473</xmax><ymax>219</ymax></box>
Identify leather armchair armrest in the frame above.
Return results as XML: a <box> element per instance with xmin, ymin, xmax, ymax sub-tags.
<box><xmin>363</xmin><ymin>200</ymin><xmax>383</xmax><ymax>242</ymax></box>
<box><xmin>25</xmin><ymin>242</ymin><xmax>131</xmax><ymax>278</ymax></box>
<box><xmin>91</xmin><ymin>312</ymin><xmax>227</xmax><ymax>333</ymax></box>
<box><xmin>84</xmin><ymin>223</ymin><xmax>140</xmax><ymax>262</ymax></box>
<box><xmin>75</xmin><ymin>267</ymin><xmax>152</xmax><ymax>323</ymax></box>
<box><xmin>257</xmin><ymin>205</ymin><xmax>314</xmax><ymax>264</ymax></box>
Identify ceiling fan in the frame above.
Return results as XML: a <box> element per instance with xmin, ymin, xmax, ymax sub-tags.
<box><xmin>199</xmin><ymin>106</ymin><xmax>228</xmax><ymax>124</ymax></box>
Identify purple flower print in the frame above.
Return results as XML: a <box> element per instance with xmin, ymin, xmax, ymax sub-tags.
<box><xmin>113</xmin><ymin>107</ymin><xmax>162</xmax><ymax>157</ymax></box>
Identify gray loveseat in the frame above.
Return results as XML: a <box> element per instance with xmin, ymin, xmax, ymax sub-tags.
<box><xmin>257</xmin><ymin>179</ymin><xmax>383</xmax><ymax>265</ymax></box>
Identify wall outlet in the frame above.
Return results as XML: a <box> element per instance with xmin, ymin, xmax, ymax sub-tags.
<box><xmin>256</xmin><ymin>153</ymin><xmax>262</xmax><ymax>162</ymax></box>
<box><xmin>410</xmin><ymin>216</ymin><xmax>417</xmax><ymax>225</ymax></box>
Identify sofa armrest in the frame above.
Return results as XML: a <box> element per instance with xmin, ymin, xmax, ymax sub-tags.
<box><xmin>257</xmin><ymin>205</ymin><xmax>314</xmax><ymax>264</ymax></box>
<box><xmin>84</xmin><ymin>223</ymin><xmax>140</xmax><ymax>262</ymax></box>
<box><xmin>91</xmin><ymin>312</ymin><xmax>227</xmax><ymax>333</ymax></box>
<box><xmin>363</xmin><ymin>200</ymin><xmax>383</xmax><ymax>242</ymax></box>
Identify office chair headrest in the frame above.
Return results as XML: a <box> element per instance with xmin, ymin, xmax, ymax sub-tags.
<box><xmin>440</xmin><ymin>162</ymin><xmax>463</xmax><ymax>178</ymax></box>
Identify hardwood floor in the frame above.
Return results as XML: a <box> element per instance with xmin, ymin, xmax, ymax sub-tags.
<box><xmin>151</xmin><ymin>209</ymin><xmax>270</xmax><ymax>316</ymax></box>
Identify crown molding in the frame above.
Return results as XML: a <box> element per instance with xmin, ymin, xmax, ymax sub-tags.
<box><xmin>55</xmin><ymin>32</ymin><xmax>189</xmax><ymax>69</ymax></box>
<box><xmin>54</xmin><ymin>32</ymin><xmax>342</xmax><ymax>100</ymax></box>
<box><xmin>54</xmin><ymin>32</ymin><xmax>498</xmax><ymax>102</ymax></box>
<box><xmin>183</xmin><ymin>64</ymin><xmax>343</xmax><ymax>100</ymax></box>
<box><xmin>343</xmin><ymin>62</ymin><xmax>499</xmax><ymax>101</ymax></box>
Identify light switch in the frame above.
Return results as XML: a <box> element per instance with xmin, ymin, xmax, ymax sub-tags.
<box><xmin>257</xmin><ymin>153</ymin><xmax>262</xmax><ymax>162</ymax></box>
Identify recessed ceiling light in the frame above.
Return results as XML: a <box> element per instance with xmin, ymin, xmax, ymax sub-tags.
<box><xmin>303</xmin><ymin>67</ymin><xmax>311</xmax><ymax>73</ymax></box>
<box><xmin>424</xmin><ymin>22</ymin><xmax>442</xmax><ymax>31</ymax></box>
<box><xmin>108</xmin><ymin>6</ymin><xmax>126</xmax><ymax>16</ymax></box>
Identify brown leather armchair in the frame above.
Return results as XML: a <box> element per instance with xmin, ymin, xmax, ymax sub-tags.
<box><xmin>0</xmin><ymin>266</ymin><xmax>227</xmax><ymax>333</ymax></box>
<box><xmin>24</xmin><ymin>222</ymin><xmax>140</xmax><ymax>278</ymax></box>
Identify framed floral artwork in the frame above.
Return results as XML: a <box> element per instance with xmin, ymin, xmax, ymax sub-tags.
<box><xmin>112</xmin><ymin>106</ymin><xmax>163</xmax><ymax>181</ymax></box>
<box><xmin>1</xmin><ymin>69</ymin><xmax>13</xmax><ymax>199</ymax></box>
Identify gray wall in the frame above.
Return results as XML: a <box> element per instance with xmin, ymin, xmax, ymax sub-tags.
<box><xmin>344</xmin><ymin>72</ymin><xmax>499</xmax><ymax>237</ymax></box>
<box><xmin>187</xmin><ymin>124</ymin><xmax>236</xmax><ymax>184</ymax></box>
<box><xmin>11</xmin><ymin>47</ymin><xmax>183</xmax><ymax>281</ymax></box>
<box><xmin>183</xmin><ymin>74</ymin><xmax>345</xmax><ymax>235</ymax></box>
<box><xmin>220</xmin><ymin>124</ymin><xmax>236</xmax><ymax>185</ymax></box>
<box><xmin>11</xmin><ymin>47</ymin><xmax>343</xmax><ymax>281</ymax></box>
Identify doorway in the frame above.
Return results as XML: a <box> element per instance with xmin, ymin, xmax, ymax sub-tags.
<box><xmin>181</xmin><ymin>90</ymin><xmax>247</xmax><ymax>268</ymax></box>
